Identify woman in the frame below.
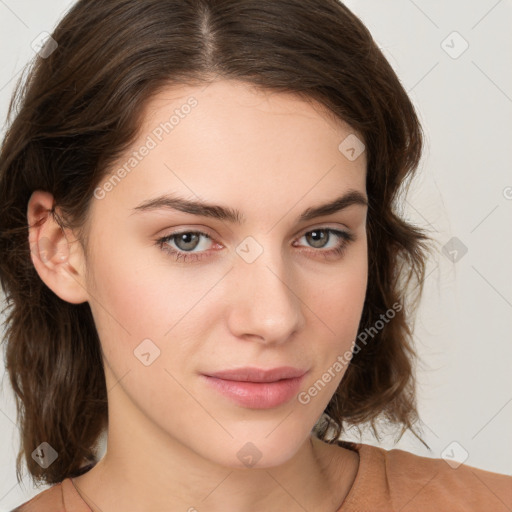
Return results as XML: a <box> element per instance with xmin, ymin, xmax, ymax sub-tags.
<box><xmin>1</xmin><ymin>1</ymin><xmax>510</xmax><ymax>511</ymax></box>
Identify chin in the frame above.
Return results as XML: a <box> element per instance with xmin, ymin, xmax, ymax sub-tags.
<box><xmin>204</xmin><ymin>432</ymin><xmax>308</xmax><ymax>470</ymax></box>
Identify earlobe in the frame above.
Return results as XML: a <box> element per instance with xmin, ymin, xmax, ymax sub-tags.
<box><xmin>27</xmin><ymin>190</ymin><xmax>89</xmax><ymax>304</ymax></box>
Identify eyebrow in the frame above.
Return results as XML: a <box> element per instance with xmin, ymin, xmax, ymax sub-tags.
<box><xmin>131</xmin><ymin>189</ymin><xmax>368</xmax><ymax>224</ymax></box>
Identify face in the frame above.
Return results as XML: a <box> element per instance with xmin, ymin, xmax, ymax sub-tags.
<box><xmin>82</xmin><ymin>80</ymin><xmax>368</xmax><ymax>469</ymax></box>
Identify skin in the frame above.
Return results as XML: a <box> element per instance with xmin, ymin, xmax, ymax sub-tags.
<box><xmin>28</xmin><ymin>80</ymin><xmax>368</xmax><ymax>512</ymax></box>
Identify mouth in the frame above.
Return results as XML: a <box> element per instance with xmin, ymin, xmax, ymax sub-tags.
<box><xmin>201</xmin><ymin>366</ymin><xmax>309</xmax><ymax>409</ymax></box>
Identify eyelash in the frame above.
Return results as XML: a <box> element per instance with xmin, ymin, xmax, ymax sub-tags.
<box><xmin>156</xmin><ymin>228</ymin><xmax>356</xmax><ymax>263</ymax></box>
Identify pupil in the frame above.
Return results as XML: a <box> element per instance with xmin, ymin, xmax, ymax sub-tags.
<box><xmin>308</xmin><ymin>230</ymin><xmax>327</xmax><ymax>248</ymax></box>
<box><xmin>177</xmin><ymin>233</ymin><xmax>198</xmax><ymax>251</ymax></box>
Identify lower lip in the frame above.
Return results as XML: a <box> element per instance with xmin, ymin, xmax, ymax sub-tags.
<box><xmin>201</xmin><ymin>374</ymin><xmax>306</xmax><ymax>409</ymax></box>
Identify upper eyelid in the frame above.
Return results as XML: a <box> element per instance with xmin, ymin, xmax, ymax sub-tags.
<box><xmin>162</xmin><ymin>222</ymin><xmax>350</xmax><ymax>236</ymax></box>
<box><xmin>160</xmin><ymin>226</ymin><xmax>350</xmax><ymax>247</ymax></box>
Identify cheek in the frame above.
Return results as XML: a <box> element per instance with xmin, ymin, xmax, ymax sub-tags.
<box><xmin>305</xmin><ymin>251</ymin><xmax>368</xmax><ymax>387</ymax></box>
<box><xmin>297</xmin><ymin>263</ymin><xmax>367</xmax><ymax>412</ymax></box>
<box><xmin>83</xmin><ymin>245</ymin><xmax>211</xmax><ymax>426</ymax></box>
<box><xmin>85</xmin><ymin>248</ymin><xmax>163</xmax><ymax>337</ymax></box>
<box><xmin>84</xmin><ymin>240</ymin><xmax>223</xmax><ymax>371</ymax></box>
<box><xmin>311</xmin><ymin>248</ymin><xmax>368</xmax><ymax>336</ymax></box>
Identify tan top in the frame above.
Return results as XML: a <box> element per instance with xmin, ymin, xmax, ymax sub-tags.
<box><xmin>11</xmin><ymin>442</ymin><xmax>512</xmax><ymax>511</ymax></box>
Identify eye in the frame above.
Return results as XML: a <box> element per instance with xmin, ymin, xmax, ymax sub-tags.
<box><xmin>156</xmin><ymin>227</ymin><xmax>355</xmax><ymax>263</ymax></box>
<box><xmin>157</xmin><ymin>231</ymin><xmax>215</xmax><ymax>262</ymax></box>
<box><xmin>293</xmin><ymin>228</ymin><xmax>356</xmax><ymax>260</ymax></box>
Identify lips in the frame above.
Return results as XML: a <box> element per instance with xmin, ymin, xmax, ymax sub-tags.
<box><xmin>204</xmin><ymin>366</ymin><xmax>308</xmax><ymax>383</ymax></box>
<box><xmin>201</xmin><ymin>366</ymin><xmax>309</xmax><ymax>409</ymax></box>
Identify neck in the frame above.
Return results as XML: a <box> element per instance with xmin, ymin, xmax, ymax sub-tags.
<box><xmin>72</xmin><ymin>433</ymin><xmax>358</xmax><ymax>512</ymax></box>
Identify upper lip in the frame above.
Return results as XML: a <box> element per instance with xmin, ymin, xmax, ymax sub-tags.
<box><xmin>204</xmin><ymin>366</ymin><xmax>308</xmax><ymax>383</ymax></box>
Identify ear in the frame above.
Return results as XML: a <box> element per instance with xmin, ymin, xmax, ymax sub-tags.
<box><xmin>27</xmin><ymin>190</ymin><xmax>89</xmax><ymax>304</ymax></box>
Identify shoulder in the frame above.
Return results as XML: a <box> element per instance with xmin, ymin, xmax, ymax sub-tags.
<box><xmin>10</xmin><ymin>482</ymin><xmax>65</xmax><ymax>512</ymax></box>
<box><xmin>345</xmin><ymin>442</ymin><xmax>512</xmax><ymax>512</ymax></box>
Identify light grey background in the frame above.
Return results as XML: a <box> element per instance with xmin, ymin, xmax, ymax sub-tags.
<box><xmin>1</xmin><ymin>0</ymin><xmax>511</xmax><ymax>509</ymax></box>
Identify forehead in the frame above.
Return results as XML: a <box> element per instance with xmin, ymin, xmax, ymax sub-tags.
<box><xmin>141</xmin><ymin>79</ymin><xmax>354</xmax><ymax>133</ymax></box>
<box><xmin>93</xmin><ymin>79</ymin><xmax>367</xmax><ymax>220</ymax></box>
<box><xmin>140</xmin><ymin>79</ymin><xmax>363</xmax><ymax>168</ymax></box>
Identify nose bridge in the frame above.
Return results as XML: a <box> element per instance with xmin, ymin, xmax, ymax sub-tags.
<box><xmin>228</xmin><ymin>236</ymin><xmax>304</xmax><ymax>343</ymax></box>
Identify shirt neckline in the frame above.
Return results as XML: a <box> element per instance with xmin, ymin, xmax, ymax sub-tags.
<box><xmin>65</xmin><ymin>441</ymin><xmax>372</xmax><ymax>512</ymax></box>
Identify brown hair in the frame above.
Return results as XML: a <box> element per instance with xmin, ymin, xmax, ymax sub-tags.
<box><xmin>0</xmin><ymin>0</ymin><xmax>436</xmax><ymax>487</ymax></box>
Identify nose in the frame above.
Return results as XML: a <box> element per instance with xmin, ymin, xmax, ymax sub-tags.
<box><xmin>226</xmin><ymin>244</ymin><xmax>305</xmax><ymax>345</ymax></box>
